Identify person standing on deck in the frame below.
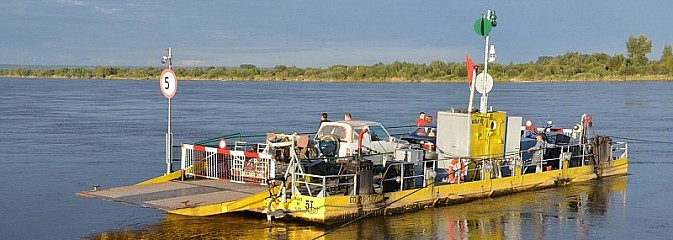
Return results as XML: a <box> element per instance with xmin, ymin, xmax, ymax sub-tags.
<box><xmin>527</xmin><ymin>133</ymin><xmax>551</xmax><ymax>172</ymax></box>
<box><xmin>344</xmin><ymin>113</ymin><xmax>352</xmax><ymax>121</ymax></box>
<box><xmin>425</xmin><ymin>115</ymin><xmax>433</xmax><ymax>125</ymax></box>
<box><xmin>319</xmin><ymin>112</ymin><xmax>331</xmax><ymax>128</ymax></box>
<box><xmin>417</xmin><ymin>112</ymin><xmax>429</xmax><ymax>126</ymax></box>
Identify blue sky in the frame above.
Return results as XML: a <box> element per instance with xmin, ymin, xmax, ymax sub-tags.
<box><xmin>2</xmin><ymin>0</ymin><xmax>672</xmax><ymax>68</ymax></box>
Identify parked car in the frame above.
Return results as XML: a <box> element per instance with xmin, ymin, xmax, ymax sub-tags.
<box><xmin>399</xmin><ymin>125</ymin><xmax>437</xmax><ymax>160</ymax></box>
<box><xmin>315</xmin><ymin>120</ymin><xmax>402</xmax><ymax>164</ymax></box>
<box><xmin>400</xmin><ymin>125</ymin><xmax>437</xmax><ymax>147</ymax></box>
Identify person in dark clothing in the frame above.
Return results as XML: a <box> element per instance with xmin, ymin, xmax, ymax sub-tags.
<box><xmin>319</xmin><ymin>112</ymin><xmax>331</xmax><ymax>127</ymax></box>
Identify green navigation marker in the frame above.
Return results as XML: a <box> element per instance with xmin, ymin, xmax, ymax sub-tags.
<box><xmin>473</xmin><ymin>17</ymin><xmax>492</xmax><ymax>36</ymax></box>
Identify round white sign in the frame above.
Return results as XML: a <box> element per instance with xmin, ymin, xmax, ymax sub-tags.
<box><xmin>474</xmin><ymin>72</ymin><xmax>494</xmax><ymax>94</ymax></box>
<box><xmin>160</xmin><ymin>69</ymin><xmax>177</xmax><ymax>99</ymax></box>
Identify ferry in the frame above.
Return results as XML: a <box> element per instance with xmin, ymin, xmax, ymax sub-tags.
<box><xmin>77</xmin><ymin>8</ymin><xmax>628</xmax><ymax>225</ymax></box>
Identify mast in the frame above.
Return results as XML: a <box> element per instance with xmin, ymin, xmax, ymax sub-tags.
<box><xmin>472</xmin><ymin>9</ymin><xmax>497</xmax><ymax>112</ymax></box>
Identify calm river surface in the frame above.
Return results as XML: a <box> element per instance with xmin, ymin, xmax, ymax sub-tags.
<box><xmin>1</xmin><ymin>78</ymin><xmax>672</xmax><ymax>239</ymax></box>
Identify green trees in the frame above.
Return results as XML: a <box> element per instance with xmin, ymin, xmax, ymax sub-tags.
<box><xmin>607</xmin><ymin>54</ymin><xmax>625</xmax><ymax>72</ymax></box>
<box><xmin>662</xmin><ymin>44</ymin><xmax>673</xmax><ymax>75</ymax></box>
<box><xmin>92</xmin><ymin>66</ymin><xmax>116</xmax><ymax>79</ymax></box>
<box><xmin>661</xmin><ymin>44</ymin><xmax>673</xmax><ymax>62</ymax></box>
<box><xmin>626</xmin><ymin>35</ymin><xmax>652</xmax><ymax>66</ymax></box>
<box><xmin>2</xmin><ymin>35</ymin><xmax>673</xmax><ymax>81</ymax></box>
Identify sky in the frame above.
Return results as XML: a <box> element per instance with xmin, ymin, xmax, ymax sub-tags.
<box><xmin>1</xmin><ymin>0</ymin><xmax>673</xmax><ymax>68</ymax></box>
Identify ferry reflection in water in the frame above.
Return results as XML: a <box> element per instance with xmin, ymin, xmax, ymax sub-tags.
<box><xmin>88</xmin><ymin>176</ymin><xmax>626</xmax><ymax>240</ymax></box>
<box><xmin>435</xmin><ymin>176</ymin><xmax>627</xmax><ymax>240</ymax></box>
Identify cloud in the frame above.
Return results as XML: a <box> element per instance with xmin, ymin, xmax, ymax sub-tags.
<box><xmin>94</xmin><ymin>6</ymin><xmax>120</xmax><ymax>14</ymax></box>
<box><xmin>56</xmin><ymin>0</ymin><xmax>86</xmax><ymax>6</ymax></box>
<box><xmin>178</xmin><ymin>60</ymin><xmax>205</xmax><ymax>67</ymax></box>
<box><xmin>55</xmin><ymin>0</ymin><xmax>121</xmax><ymax>15</ymax></box>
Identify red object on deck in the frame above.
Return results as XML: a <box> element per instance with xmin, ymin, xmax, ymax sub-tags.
<box><xmin>525</xmin><ymin>119</ymin><xmax>535</xmax><ymax>131</ymax></box>
<box><xmin>358</xmin><ymin>129</ymin><xmax>369</xmax><ymax>156</ymax></box>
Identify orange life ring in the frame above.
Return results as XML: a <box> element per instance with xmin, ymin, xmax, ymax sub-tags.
<box><xmin>448</xmin><ymin>158</ymin><xmax>465</xmax><ymax>184</ymax></box>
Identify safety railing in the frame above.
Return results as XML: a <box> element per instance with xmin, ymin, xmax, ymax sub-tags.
<box><xmin>291</xmin><ymin>172</ymin><xmax>357</xmax><ymax>197</ymax></box>
<box><xmin>435</xmin><ymin>158</ymin><xmax>467</xmax><ymax>184</ymax></box>
<box><xmin>613</xmin><ymin>142</ymin><xmax>628</xmax><ymax>159</ymax></box>
<box><xmin>521</xmin><ymin>143</ymin><xmax>597</xmax><ymax>174</ymax></box>
<box><xmin>285</xmin><ymin>140</ymin><xmax>628</xmax><ymax>197</ymax></box>
<box><xmin>380</xmin><ymin>162</ymin><xmax>425</xmax><ymax>192</ymax></box>
<box><xmin>434</xmin><ymin>156</ymin><xmax>519</xmax><ymax>182</ymax></box>
<box><xmin>181</xmin><ymin>144</ymin><xmax>276</xmax><ymax>185</ymax></box>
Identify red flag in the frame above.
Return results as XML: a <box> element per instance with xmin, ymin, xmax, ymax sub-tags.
<box><xmin>466</xmin><ymin>54</ymin><xmax>475</xmax><ymax>87</ymax></box>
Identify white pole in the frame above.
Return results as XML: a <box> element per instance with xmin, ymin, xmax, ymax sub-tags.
<box><xmin>480</xmin><ymin>35</ymin><xmax>489</xmax><ymax>113</ymax></box>
<box><xmin>467</xmin><ymin>68</ymin><xmax>476</xmax><ymax>112</ymax></box>
<box><xmin>165</xmin><ymin>47</ymin><xmax>173</xmax><ymax>175</ymax></box>
<box><xmin>166</xmin><ymin>99</ymin><xmax>172</xmax><ymax>174</ymax></box>
<box><xmin>466</xmin><ymin>67</ymin><xmax>476</xmax><ymax>157</ymax></box>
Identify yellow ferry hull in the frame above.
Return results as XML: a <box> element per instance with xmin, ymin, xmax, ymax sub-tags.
<box><xmin>273</xmin><ymin>155</ymin><xmax>628</xmax><ymax>224</ymax></box>
<box><xmin>79</xmin><ymin>150</ymin><xmax>627</xmax><ymax>225</ymax></box>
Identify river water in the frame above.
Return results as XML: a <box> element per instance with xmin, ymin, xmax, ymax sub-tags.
<box><xmin>1</xmin><ymin>78</ymin><xmax>672</xmax><ymax>239</ymax></box>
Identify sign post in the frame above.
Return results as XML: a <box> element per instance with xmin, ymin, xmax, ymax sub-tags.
<box><xmin>160</xmin><ymin>48</ymin><xmax>176</xmax><ymax>175</ymax></box>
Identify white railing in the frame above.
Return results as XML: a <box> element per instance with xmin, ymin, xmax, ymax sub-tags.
<box><xmin>181</xmin><ymin>144</ymin><xmax>276</xmax><ymax>185</ymax></box>
<box><xmin>613</xmin><ymin>141</ymin><xmax>628</xmax><ymax>159</ymax></box>
<box><xmin>282</xmin><ymin>141</ymin><xmax>628</xmax><ymax>197</ymax></box>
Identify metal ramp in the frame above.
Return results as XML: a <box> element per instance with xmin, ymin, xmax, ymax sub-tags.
<box><xmin>77</xmin><ymin>180</ymin><xmax>269</xmax><ymax>215</ymax></box>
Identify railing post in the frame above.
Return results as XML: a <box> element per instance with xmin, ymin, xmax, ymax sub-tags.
<box><xmin>353</xmin><ymin>174</ymin><xmax>358</xmax><ymax>195</ymax></box>
<box><xmin>515</xmin><ymin>159</ymin><xmax>522</xmax><ymax>176</ymax></box>
<box><xmin>422</xmin><ymin>161</ymin><xmax>427</xmax><ymax>188</ymax></box>
<box><xmin>559</xmin><ymin>146</ymin><xmax>564</xmax><ymax>170</ymax></box>
<box><xmin>291</xmin><ymin>171</ymin><xmax>296</xmax><ymax>195</ymax></box>
<box><xmin>458</xmin><ymin>158</ymin><xmax>463</xmax><ymax>184</ymax></box>
<box><xmin>582</xmin><ymin>143</ymin><xmax>586</xmax><ymax>166</ymax></box>
<box><xmin>180</xmin><ymin>144</ymin><xmax>187</xmax><ymax>171</ymax></box>
<box><xmin>322</xmin><ymin>177</ymin><xmax>326</xmax><ymax>197</ymax></box>
<box><xmin>481</xmin><ymin>158</ymin><xmax>485</xmax><ymax>180</ymax></box>
<box><xmin>213</xmin><ymin>150</ymin><xmax>218</xmax><ymax>179</ymax></box>
<box><xmin>400</xmin><ymin>164</ymin><xmax>405</xmax><ymax>192</ymax></box>
<box><xmin>269</xmin><ymin>157</ymin><xmax>276</xmax><ymax>185</ymax></box>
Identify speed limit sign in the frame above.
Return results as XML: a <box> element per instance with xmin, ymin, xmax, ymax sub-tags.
<box><xmin>160</xmin><ymin>69</ymin><xmax>177</xmax><ymax>99</ymax></box>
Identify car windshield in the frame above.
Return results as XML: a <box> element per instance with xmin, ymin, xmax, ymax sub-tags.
<box><xmin>353</xmin><ymin>126</ymin><xmax>364</xmax><ymax>142</ymax></box>
<box><xmin>317</xmin><ymin>125</ymin><xmax>348</xmax><ymax>140</ymax></box>
<box><xmin>368</xmin><ymin>125</ymin><xmax>390</xmax><ymax>141</ymax></box>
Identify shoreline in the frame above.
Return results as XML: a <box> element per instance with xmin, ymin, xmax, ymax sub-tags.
<box><xmin>2</xmin><ymin>75</ymin><xmax>672</xmax><ymax>83</ymax></box>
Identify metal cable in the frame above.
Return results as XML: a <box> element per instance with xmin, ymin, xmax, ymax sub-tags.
<box><xmin>611</xmin><ymin>136</ymin><xmax>673</xmax><ymax>144</ymax></box>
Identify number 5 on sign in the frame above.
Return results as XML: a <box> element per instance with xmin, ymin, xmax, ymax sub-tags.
<box><xmin>160</xmin><ymin>69</ymin><xmax>177</xmax><ymax>99</ymax></box>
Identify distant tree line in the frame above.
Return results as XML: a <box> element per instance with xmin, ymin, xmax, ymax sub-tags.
<box><xmin>2</xmin><ymin>35</ymin><xmax>672</xmax><ymax>82</ymax></box>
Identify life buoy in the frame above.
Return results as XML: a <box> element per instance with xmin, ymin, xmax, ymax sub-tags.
<box><xmin>448</xmin><ymin>158</ymin><xmax>465</xmax><ymax>184</ymax></box>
